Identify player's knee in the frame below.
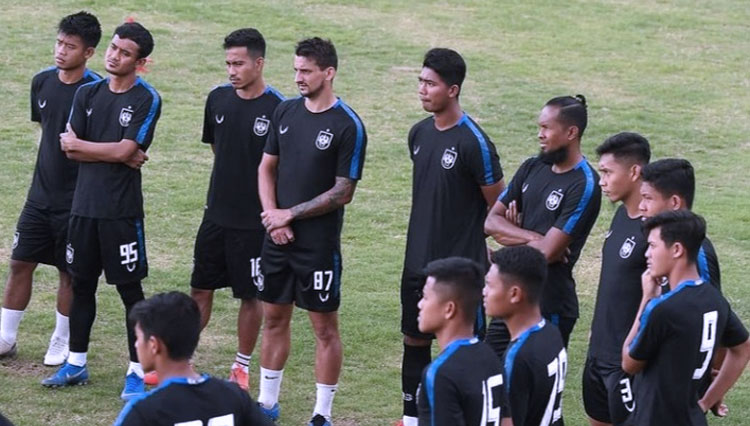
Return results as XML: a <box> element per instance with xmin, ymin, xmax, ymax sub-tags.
<box><xmin>312</xmin><ymin>322</ymin><xmax>340</xmax><ymax>344</ymax></box>
<box><xmin>263</xmin><ymin>309</ymin><xmax>292</xmax><ymax>331</ymax></box>
<box><xmin>116</xmin><ymin>282</ymin><xmax>144</xmax><ymax>306</ymax></box>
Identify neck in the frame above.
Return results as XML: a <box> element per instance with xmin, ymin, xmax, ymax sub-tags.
<box><xmin>435</xmin><ymin>322</ymin><xmax>474</xmax><ymax>352</ymax></box>
<box><xmin>304</xmin><ymin>86</ymin><xmax>337</xmax><ymax>113</ymax></box>
<box><xmin>58</xmin><ymin>65</ymin><xmax>86</xmax><ymax>84</ymax></box>
<box><xmin>551</xmin><ymin>144</ymin><xmax>584</xmax><ymax>173</ymax></box>
<box><xmin>433</xmin><ymin>102</ymin><xmax>463</xmax><ymax>131</ymax></box>
<box><xmin>504</xmin><ymin>306</ymin><xmax>543</xmax><ymax>341</ymax></box>
<box><xmin>155</xmin><ymin>359</ymin><xmax>200</xmax><ymax>383</ymax></box>
<box><xmin>668</xmin><ymin>263</ymin><xmax>701</xmax><ymax>291</ymax></box>
<box><xmin>621</xmin><ymin>184</ymin><xmax>643</xmax><ymax>218</ymax></box>
<box><xmin>108</xmin><ymin>72</ymin><xmax>137</xmax><ymax>93</ymax></box>
<box><xmin>236</xmin><ymin>78</ymin><xmax>266</xmax><ymax>100</ymax></box>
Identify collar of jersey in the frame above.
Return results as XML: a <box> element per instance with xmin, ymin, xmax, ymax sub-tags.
<box><xmin>673</xmin><ymin>279</ymin><xmax>704</xmax><ymax>290</ymax></box>
<box><xmin>156</xmin><ymin>373</ymin><xmax>210</xmax><ymax>389</ymax></box>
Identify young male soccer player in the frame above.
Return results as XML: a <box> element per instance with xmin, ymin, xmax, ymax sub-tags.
<box><xmin>185</xmin><ymin>27</ymin><xmax>284</xmax><ymax>391</ymax></box>
<box><xmin>622</xmin><ymin>210</ymin><xmax>750</xmax><ymax>425</ymax></box>
<box><xmin>416</xmin><ymin>257</ymin><xmax>510</xmax><ymax>426</ymax></box>
<box><xmin>485</xmin><ymin>95</ymin><xmax>601</xmax><ymax>348</ymax></box>
<box><xmin>484</xmin><ymin>246</ymin><xmax>567</xmax><ymax>426</ymax></box>
<box><xmin>41</xmin><ymin>22</ymin><xmax>160</xmax><ymax>401</ymax></box>
<box><xmin>257</xmin><ymin>37</ymin><xmax>367</xmax><ymax>426</ymax></box>
<box><xmin>399</xmin><ymin>47</ymin><xmax>504</xmax><ymax>426</ymax></box>
<box><xmin>0</xmin><ymin>11</ymin><xmax>101</xmax><ymax>366</ymax></box>
<box><xmin>583</xmin><ymin>132</ymin><xmax>650</xmax><ymax>426</ymax></box>
<box><xmin>114</xmin><ymin>292</ymin><xmax>274</xmax><ymax>426</ymax></box>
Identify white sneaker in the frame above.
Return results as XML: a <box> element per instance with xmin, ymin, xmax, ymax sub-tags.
<box><xmin>0</xmin><ymin>337</ymin><xmax>16</xmax><ymax>359</ymax></box>
<box><xmin>43</xmin><ymin>336</ymin><xmax>69</xmax><ymax>366</ymax></box>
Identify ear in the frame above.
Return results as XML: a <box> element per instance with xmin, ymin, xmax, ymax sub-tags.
<box><xmin>447</xmin><ymin>84</ymin><xmax>460</xmax><ymax>99</ymax></box>
<box><xmin>630</xmin><ymin>164</ymin><xmax>642</xmax><ymax>182</ymax></box>
<box><xmin>255</xmin><ymin>56</ymin><xmax>265</xmax><ymax>69</ymax></box>
<box><xmin>149</xmin><ymin>335</ymin><xmax>163</xmax><ymax>356</ymax></box>
<box><xmin>509</xmin><ymin>285</ymin><xmax>523</xmax><ymax>304</ymax></box>
<box><xmin>668</xmin><ymin>194</ymin><xmax>684</xmax><ymax>210</ymax></box>
<box><xmin>566</xmin><ymin>125</ymin><xmax>580</xmax><ymax>141</ymax></box>
<box><xmin>671</xmin><ymin>241</ymin><xmax>685</xmax><ymax>260</ymax></box>
<box><xmin>84</xmin><ymin>47</ymin><xmax>96</xmax><ymax>60</ymax></box>
<box><xmin>444</xmin><ymin>300</ymin><xmax>458</xmax><ymax>320</ymax></box>
<box><xmin>136</xmin><ymin>57</ymin><xmax>148</xmax><ymax>68</ymax></box>
<box><xmin>325</xmin><ymin>66</ymin><xmax>336</xmax><ymax>82</ymax></box>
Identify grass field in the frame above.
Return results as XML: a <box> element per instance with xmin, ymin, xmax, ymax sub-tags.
<box><xmin>1</xmin><ymin>0</ymin><xmax>749</xmax><ymax>424</ymax></box>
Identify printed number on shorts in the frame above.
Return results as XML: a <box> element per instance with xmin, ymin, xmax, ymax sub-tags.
<box><xmin>175</xmin><ymin>413</ymin><xmax>233</xmax><ymax>426</ymax></box>
<box><xmin>542</xmin><ymin>348</ymin><xmax>567</xmax><ymax>425</ymax></box>
<box><xmin>313</xmin><ymin>270</ymin><xmax>333</xmax><ymax>291</ymax></box>
<box><xmin>480</xmin><ymin>373</ymin><xmax>504</xmax><ymax>425</ymax></box>
<box><xmin>119</xmin><ymin>242</ymin><xmax>138</xmax><ymax>271</ymax></box>
<box><xmin>693</xmin><ymin>310</ymin><xmax>718</xmax><ymax>379</ymax></box>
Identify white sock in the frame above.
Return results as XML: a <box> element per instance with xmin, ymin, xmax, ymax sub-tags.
<box><xmin>258</xmin><ymin>367</ymin><xmax>283</xmax><ymax>408</ymax></box>
<box><xmin>402</xmin><ymin>416</ymin><xmax>418</xmax><ymax>426</ymax></box>
<box><xmin>0</xmin><ymin>308</ymin><xmax>24</xmax><ymax>344</ymax></box>
<box><xmin>68</xmin><ymin>351</ymin><xmax>87</xmax><ymax>367</ymax></box>
<box><xmin>313</xmin><ymin>383</ymin><xmax>338</xmax><ymax>419</ymax></box>
<box><xmin>52</xmin><ymin>310</ymin><xmax>69</xmax><ymax>341</ymax></box>
<box><xmin>234</xmin><ymin>352</ymin><xmax>251</xmax><ymax>373</ymax></box>
<box><xmin>127</xmin><ymin>361</ymin><xmax>144</xmax><ymax>378</ymax></box>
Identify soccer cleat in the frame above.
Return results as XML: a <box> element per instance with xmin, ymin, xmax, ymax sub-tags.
<box><xmin>43</xmin><ymin>336</ymin><xmax>69</xmax><ymax>366</ymax></box>
<box><xmin>229</xmin><ymin>363</ymin><xmax>249</xmax><ymax>391</ymax></box>
<box><xmin>41</xmin><ymin>362</ymin><xmax>89</xmax><ymax>387</ymax></box>
<box><xmin>258</xmin><ymin>402</ymin><xmax>280</xmax><ymax>421</ymax></box>
<box><xmin>309</xmin><ymin>414</ymin><xmax>332</xmax><ymax>426</ymax></box>
<box><xmin>120</xmin><ymin>372</ymin><xmax>145</xmax><ymax>401</ymax></box>
<box><xmin>393</xmin><ymin>421</ymin><xmax>404</xmax><ymax>426</ymax></box>
<box><xmin>144</xmin><ymin>370</ymin><xmax>159</xmax><ymax>386</ymax></box>
<box><xmin>0</xmin><ymin>337</ymin><xmax>17</xmax><ymax>359</ymax></box>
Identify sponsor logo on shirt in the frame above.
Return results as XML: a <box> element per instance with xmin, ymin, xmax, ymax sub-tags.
<box><xmin>441</xmin><ymin>147</ymin><xmax>458</xmax><ymax>169</ymax></box>
<box><xmin>619</xmin><ymin>236</ymin><xmax>636</xmax><ymax>259</ymax></box>
<box><xmin>254</xmin><ymin>116</ymin><xmax>270</xmax><ymax>136</ymax></box>
<box><xmin>315</xmin><ymin>129</ymin><xmax>333</xmax><ymax>150</ymax></box>
<box><xmin>86</xmin><ymin>108</ymin><xmax>93</xmax><ymax>117</ymax></box>
<box><xmin>413</xmin><ymin>145</ymin><xmax>421</xmax><ymax>156</ymax></box>
<box><xmin>279</xmin><ymin>125</ymin><xmax>289</xmax><ymax>134</ymax></box>
<box><xmin>545</xmin><ymin>189</ymin><xmax>564</xmax><ymax>211</ymax></box>
<box><xmin>38</xmin><ymin>99</ymin><xmax>47</xmax><ymax>109</ymax></box>
<box><xmin>215</xmin><ymin>114</ymin><xmax>224</xmax><ymax>124</ymax></box>
<box><xmin>522</xmin><ymin>183</ymin><xmax>529</xmax><ymax>193</ymax></box>
<box><xmin>119</xmin><ymin>106</ymin><xmax>134</xmax><ymax>127</ymax></box>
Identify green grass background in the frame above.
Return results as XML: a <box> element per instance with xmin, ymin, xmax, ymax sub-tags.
<box><xmin>0</xmin><ymin>0</ymin><xmax>748</xmax><ymax>424</ymax></box>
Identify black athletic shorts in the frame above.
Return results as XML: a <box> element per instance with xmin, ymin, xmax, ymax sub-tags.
<box><xmin>190</xmin><ymin>218</ymin><xmax>264</xmax><ymax>300</ymax></box>
<box><xmin>582</xmin><ymin>355</ymin><xmax>636</xmax><ymax>424</ymax></box>
<box><xmin>259</xmin><ymin>235</ymin><xmax>342</xmax><ymax>312</ymax></box>
<box><xmin>11</xmin><ymin>201</ymin><xmax>69</xmax><ymax>270</ymax></box>
<box><xmin>545</xmin><ymin>313</ymin><xmax>576</xmax><ymax>348</ymax></box>
<box><xmin>66</xmin><ymin>215</ymin><xmax>148</xmax><ymax>284</ymax></box>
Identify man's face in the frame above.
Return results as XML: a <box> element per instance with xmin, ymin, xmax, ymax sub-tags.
<box><xmin>639</xmin><ymin>182</ymin><xmax>672</xmax><ymax>218</ymax></box>
<box><xmin>418</xmin><ymin>67</ymin><xmax>454</xmax><ymax>113</ymax></box>
<box><xmin>598</xmin><ymin>153</ymin><xmax>637</xmax><ymax>203</ymax></box>
<box><xmin>225</xmin><ymin>47</ymin><xmax>262</xmax><ymax>91</ymax></box>
<box><xmin>294</xmin><ymin>55</ymin><xmax>331</xmax><ymax>99</ymax></box>
<box><xmin>54</xmin><ymin>32</ymin><xmax>92</xmax><ymax>71</ymax></box>
<box><xmin>105</xmin><ymin>34</ymin><xmax>142</xmax><ymax>77</ymax></box>
<box><xmin>537</xmin><ymin>106</ymin><xmax>572</xmax><ymax>164</ymax></box>
<box><xmin>417</xmin><ymin>277</ymin><xmax>446</xmax><ymax>334</ymax></box>
<box><xmin>134</xmin><ymin>323</ymin><xmax>155</xmax><ymax>373</ymax></box>
<box><xmin>483</xmin><ymin>264</ymin><xmax>512</xmax><ymax>318</ymax></box>
<box><xmin>645</xmin><ymin>227</ymin><xmax>673</xmax><ymax>278</ymax></box>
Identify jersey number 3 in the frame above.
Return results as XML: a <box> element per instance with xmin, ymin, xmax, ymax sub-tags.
<box><xmin>693</xmin><ymin>310</ymin><xmax>718</xmax><ymax>379</ymax></box>
<box><xmin>543</xmin><ymin>348</ymin><xmax>567</xmax><ymax>425</ymax></box>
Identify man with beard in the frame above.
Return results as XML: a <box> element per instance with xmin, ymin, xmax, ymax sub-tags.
<box><xmin>485</xmin><ymin>95</ymin><xmax>601</xmax><ymax>349</ymax></box>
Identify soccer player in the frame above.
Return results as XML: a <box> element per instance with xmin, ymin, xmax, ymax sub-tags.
<box><xmin>41</xmin><ymin>22</ymin><xmax>160</xmax><ymax>402</ymax></box>
<box><xmin>113</xmin><ymin>292</ymin><xmax>275</xmax><ymax>426</ymax></box>
<box><xmin>184</xmin><ymin>28</ymin><xmax>284</xmax><ymax>391</ymax></box>
<box><xmin>0</xmin><ymin>11</ymin><xmax>101</xmax><ymax>366</ymax></box>
<box><xmin>484</xmin><ymin>95</ymin><xmax>601</xmax><ymax>349</ymax></box>
<box><xmin>583</xmin><ymin>132</ymin><xmax>650</xmax><ymax>426</ymax></box>
<box><xmin>622</xmin><ymin>210</ymin><xmax>750</xmax><ymax>425</ymax></box>
<box><xmin>484</xmin><ymin>245</ymin><xmax>567</xmax><ymax>426</ymax></box>
<box><xmin>416</xmin><ymin>257</ymin><xmax>510</xmax><ymax>426</ymax></box>
<box><xmin>399</xmin><ymin>47</ymin><xmax>504</xmax><ymax>426</ymax></box>
<box><xmin>256</xmin><ymin>37</ymin><xmax>367</xmax><ymax>426</ymax></box>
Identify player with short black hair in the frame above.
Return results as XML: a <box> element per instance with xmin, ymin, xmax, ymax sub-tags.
<box><xmin>41</xmin><ymin>21</ymin><xmax>160</xmax><ymax>402</ymax></box>
<box><xmin>484</xmin><ymin>246</ymin><xmax>567</xmax><ymax>426</ymax></box>
<box><xmin>256</xmin><ymin>37</ymin><xmax>366</xmax><ymax>426</ymax></box>
<box><xmin>113</xmin><ymin>292</ymin><xmax>274</xmax><ymax>426</ymax></box>
<box><xmin>622</xmin><ymin>210</ymin><xmax>750</xmax><ymax>425</ymax></box>
<box><xmin>0</xmin><ymin>11</ymin><xmax>101</xmax><ymax>366</ymax></box>
<box><xmin>399</xmin><ymin>47</ymin><xmax>504</xmax><ymax>426</ymax></box>
<box><xmin>416</xmin><ymin>257</ymin><xmax>510</xmax><ymax>426</ymax></box>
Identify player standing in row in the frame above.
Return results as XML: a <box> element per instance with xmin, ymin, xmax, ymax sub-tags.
<box><xmin>416</xmin><ymin>257</ymin><xmax>510</xmax><ymax>426</ymax></box>
<box><xmin>583</xmin><ymin>132</ymin><xmax>650</xmax><ymax>426</ymax></box>
<box><xmin>399</xmin><ymin>47</ymin><xmax>504</xmax><ymax>426</ymax></box>
<box><xmin>257</xmin><ymin>37</ymin><xmax>367</xmax><ymax>426</ymax></box>
<box><xmin>184</xmin><ymin>28</ymin><xmax>284</xmax><ymax>391</ymax></box>
<box><xmin>485</xmin><ymin>95</ymin><xmax>600</xmax><ymax>349</ymax></box>
<box><xmin>622</xmin><ymin>210</ymin><xmax>750</xmax><ymax>425</ymax></box>
<box><xmin>484</xmin><ymin>246</ymin><xmax>567</xmax><ymax>426</ymax></box>
<box><xmin>0</xmin><ymin>11</ymin><xmax>101</xmax><ymax>366</ymax></box>
<box><xmin>42</xmin><ymin>22</ymin><xmax>160</xmax><ymax>402</ymax></box>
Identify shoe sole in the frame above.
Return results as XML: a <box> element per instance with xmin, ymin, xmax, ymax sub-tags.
<box><xmin>43</xmin><ymin>358</ymin><xmax>68</xmax><ymax>367</ymax></box>
<box><xmin>42</xmin><ymin>380</ymin><xmax>88</xmax><ymax>388</ymax></box>
<box><xmin>0</xmin><ymin>348</ymin><xmax>18</xmax><ymax>359</ymax></box>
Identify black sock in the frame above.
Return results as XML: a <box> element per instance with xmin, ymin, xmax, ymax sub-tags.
<box><xmin>69</xmin><ymin>277</ymin><xmax>98</xmax><ymax>353</ymax></box>
<box><xmin>402</xmin><ymin>343</ymin><xmax>431</xmax><ymax>417</ymax></box>
<box><xmin>117</xmin><ymin>282</ymin><xmax>145</xmax><ymax>362</ymax></box>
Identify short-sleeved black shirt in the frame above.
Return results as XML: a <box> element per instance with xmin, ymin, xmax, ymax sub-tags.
<box><xmin>68</xmin><ymin>77</ymin><xmax>161</xmax><ymax>219</ymax></box>
<box><xmin>202</xmin><ymin>84</ymin><xmax>284</xmax><ymax>230</ymax></box>
<box><xmin>418</xmin><ymin>338</ymin><xmax>509</xmax><ymax>426</ymax></box>
<box><xmin>628</xmin><ymin>280</ymin><xmax>749</xmax><ymax>426</ymax></box>
<box><xmin>588</xmin><ymin>205</ymin><xmax>647</xmax><ymax>363</ymax></box>
<box><xmin>499</xmin><ymin>156</ymin><xmax>601</xmax><ymax>318</ymax></box>
<box><xmin>114</xmin><ymin>375</ymin><xmax>274</xmax><ymax>426</ymax></box>
<box><xmin>27</xmin><ymin>67</ymin><xmax>102</xmax><ymax>210</ymax></box>
<box><xmin>264</xmin><ymin>97</ymin><xmax>367</xmax><ymax>245</ymax></box>
<box><xmin>698</xmin><ymin>237</ymin><xmax>720</xmax><ymax>290</ymax></box>
<box><xmin>403</xmin><ymin>114</ymin><xmax>503</xmax><ymax>273</ymax></box>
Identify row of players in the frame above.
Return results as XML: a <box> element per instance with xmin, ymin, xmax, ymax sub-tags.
<box><xmin>0</xmin><ymin>10</ymin><xmax>748</xmax><ymax>426</ymax></box>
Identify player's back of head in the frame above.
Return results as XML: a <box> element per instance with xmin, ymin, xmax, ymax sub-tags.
<box><xmin>223</xmin><ymin>28</ymin><xmax>265</xmax><ymax>58</ymax></box>
<box><xmin>129</xmin><ymin>291</ymin><xmax>200</xmax><ymax>361</ymax></box>
<box><xmin>58</xmin><ymin>11</ymin><xmax>102</xmax><ymax>48</ymax></box>
<box><xmin>643</xmin><ymin>210</ymin><xmax>705</xmax><ymax>265</ymax></box>
<box><xmin>545</xmin><ymin>94</ymin><xmax>588</xmax><ymax>138</ymax></box>
<box><xmin>114</xmin><ymin>21</ymin><xmax>154</xmax><ymax>59</ymax></box>
<box><xmin>423</xmin><ymin>257</ymin><xmax>483</xmax><ymax>323</ymax></box>
<box><xmin>422</xmin><ymin>48</ymin><xmax>466</xmax><ymax>94</ymax></box>
<box><xmin>295</xmin><ymin>37</ymin><xmax>337</xmax><ymax>70</ymax></box>
<box><xmin>596</xmin><ymin>132</ymin><xmax>650</xmax><ymax>165</ymax></box>
<box><xmin>490</xmin><ymin>246</ymin><xmax>547</xmax><ymax>305</ymax></box>
<box><xmin>641</xmin><ymin>158</ymin><xmax>695</xmax><ymax>209</ymax></box>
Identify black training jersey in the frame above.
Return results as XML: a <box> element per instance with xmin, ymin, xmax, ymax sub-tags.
<box><xmin>403</xmin><ymin>114</ymin><xmax>503</xmax><ymax>273</ymax></box>
<box><xmin>27</xmin><ymin>67</ymin><xmax>101</xmax><ymax>210</ymax></box>
<box><xmin>628</xmin><ymin>280</ymin><xmax>749</xmax><ymax>426</ymax></box>
<box><xmin>264</xmin><ymin>97</ymin><xmax>367</xmax><ymax>245</ymax></box>
<box><xmin>499</xmin><ymin>156</ymin><xmax>601</xmax><ymax>318</ymax></box>
<box><xmin>698</xmin><ymin>237</ymin><xmax>720</xmax><ymax>290</ymax></box>
<box><xmin>114</xmin><ymin>375</ymin><xmax>274</xmax><ymax>426</ymax></box>
<box><xmin>503</xmin><ymin>320</ymin><xmax>567</xmax><ymax>426</ymax></box>
<box><xmin>417</xmin><ymin>338</ymin><xmax>509</xmax><ymax>426</ymax></box>
<box><xmin>588</xmin><ymin>205</ymin><xmax>647</xmax><ymax>363</ymax></box>
<box><xmin>68</xmin><ymin>77</ymin><xmax>161</xmax><ymax>219</ymax></box>
<box><xmin>202</xmin><ymin>84</ymin><xmax>284</xmax><ymax>230</ymax></box>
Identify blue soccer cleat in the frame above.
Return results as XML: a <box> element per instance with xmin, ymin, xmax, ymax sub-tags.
<box><xmin>120</xmin><ymin>372</ymin><xmax>145</xmax><ymax>401</ymax></box>
<box><xmin>42</xmin><ymin>362</ymin><xmax>89</xmax><ymax>387</ymax></box>
<box><xmin>259</xmin><ymin>402</ymin><xmax>280</xmax><ymax>421</ymax></box>
<box><xmin>309</xmin><ymin>413</ymin><xmax>332</xmax><ymax>426</ymax></box>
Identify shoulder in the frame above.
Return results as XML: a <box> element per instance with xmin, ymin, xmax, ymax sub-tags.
<box><xmin>573</xmin><ymin>158</ymin><xmax>600</xmax><ymax>184</ymax></box>
<box><xmin>207</xmin><ymin>83</ymin><xmax>233</xmax><ymax>99</ymax></box>
<box><xmin>457</xmin><ymin>114</ymin><xmax>491</xmax><ymax>143</ymax></box>
<box><xmin>134</xmin><ymin>77</ymin><xmax>161</xmax><ymax>101</ymax></box>
<box><xmin>32</xmin><ymin>66</ymin><xmax>57</xmax><ymax>85</ymax></box>
<box><xmin>82</xmin><ymin>69</ymin><xmax>103</xmax><ymax>83</ymax></box>
<box><xmin>409</xmin><ymin>116</ymin><xmax>433</xmax><ymax>137</ymax></box>
<box><xmin>275</xmin><ymin>96</ymin><xmax>302</xmax><ymax>116</ymax></box>
<box><xmin>333</xmin><ymin>98</ymin><xmax>365</xmax><ymax>129</ymax></box>
<box><xmin>263</xmin><ymin>85</ymin><xmax>286</xmax><ymax>103</ymax></box>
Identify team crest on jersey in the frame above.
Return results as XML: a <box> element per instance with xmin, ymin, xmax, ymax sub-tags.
<box><xmin>441</xmin><ymin>147</ymin><xmax>458</xmax><ymax>169</ymax></box>
<box><xmin>619</xmin><ymin>237</ymin><xmax>636</xmax><ymax>259</ymax></box>
<box><xmin>315</xmin><ymin>129</ymin><xmax>334</xmax><ymax>150</ymax></box>
<box><xmin>66</xmin><ymin>244</ymin><xmax>74</xmax><ymax>264</ymax></box>
<box><xmin>546</xmin><ymin>189</ymin><xmax>564</xmax><ymax>211</ymax></box>
<box><xmin>119</xmin><ymin>106</ymin><xmax>134</xmax><ymax>127</ymax></box>
<box><xmin>254</xmin><ymin>117</ymin><xmax>270</xmax><ymax>136</ymax></box>
<box><xmin>12</xmin><ymin>232</ymin><xmax>19</xmax><ymax>249</ymax></box>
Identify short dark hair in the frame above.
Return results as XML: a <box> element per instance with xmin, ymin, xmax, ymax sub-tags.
<box><xmin>596</xmin><ymin>132</ymin><xmax>651</xmax><ymax>165</ymax></box>
<box><xmin>129</xmin><ymin>292</ymin><xmax>200</xmax><ymax>360</ymax></box>
<box><xmin>641</xmin><ymin>158</ymin><xmax>695</xmax><ymax>209</ymax></box>
<box><xmin>490</xmin><ymin>246</ymin><xmax>547</xmax><ymax>305</ymax></box>
<box><xmin>643</xmin><ymin>210</ymin><xmax>705</xmax><ymax>265</ymax></box>
<box><xmin>114</xmin><ymin>22</ymin><xmax>154</xmax><ymax>59</ymax></box>
<box><xmin>295</xmin><ymin>37</ymin><xmax>337</xmax><ymax>70</ymax></box>
<box><xmin>58</xmin><ymin>11</ymin><xmax>101</xmax><ymax>48</ymax></box>
<box><xmin>545</xmin><ymin>94</ymin><xmax>588</xmax><ymax>138</ymax></box>
<box><xmin>423</xmin><ymin>257</ymin><xmax>483</xmax><ymax>323</ymax></box>
<box><xmin>223</xmin><ymin>28</ymin><xmax>266</xmax><ymax>57</ymax></box>
<box><xmin>422</xmin><ymin>48</ymin><xmax>466</xmax><ymax>94</ymax></box>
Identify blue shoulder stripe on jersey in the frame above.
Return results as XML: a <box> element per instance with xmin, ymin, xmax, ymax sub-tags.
<box><xmin>67</xmin><ymin>79</ymin><xmax>106</xmax><ymax>124</ymax></box>
<box><xmin>426</xmin><ymin>338</ymin><xmax>478</xmax><ymax>426</ymax></box>
<box><xmin>562</xmin><ymin>159</ymin><xmax>597</xmax><ymax>234</ymax></box>
<box><xmin>264</xmin><ymin>85</ymin><xmax>286</xmax><ymax>101</ymax></box>
<box><xmin>334</xmin><ymin>99</ymin><xmax>365</xmax><ymax>179</ymax></box>
<box><xmin>498</xmin><ymin>184</ymin><xmax>510</xmax><ymax>201</ymax></box>
<box><xmin>459</xmin><ymin>114</ymin><xmax>496</xmax><ymax>185</ymax></box>
<box><xmin>135</xmin><ymin>77</ymin><xmax>161</xmax><ymax>144</ymax></box>
<box><xmin>504</xmin><ymin>319</ymin><xmax>545</xmax><ymax>392</ymax></box>
<box><xmin>475</xmin><ymin>305</ymin><xmax>484</xmax><ymax>334</ymax></box>
<box><xmin>113</xmin><ymin>374</ymin><xmax>210</xmax><ymax>425</ymax></box>
<box><xmin>697</xmin><ymin>246</ymin><xmax>710</xmax><ymax>284</ymax></box>
<box><xmin>83</xmin><ymin>69</ymin><xmax>102</xmax><ymax>81</ymax></box>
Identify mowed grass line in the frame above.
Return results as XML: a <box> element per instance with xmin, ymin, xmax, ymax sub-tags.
<box><xmin>0</xmin><ymin>1</ymin><xmax>748</xmax><ymax>425</ymax></box>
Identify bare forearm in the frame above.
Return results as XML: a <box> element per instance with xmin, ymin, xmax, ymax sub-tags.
<box><xmin>290</xmin><ymin>178</ymin><xmax>355</xmax><ymax>221</ymax></box>
<box><xmin>485</xmin><ymin>214</ymin><xmax>541</xmax><ymax>246</ymax></box>
<box><xmin>65</xmin><ymin>139</ymin><xmax>137</xmax><ymax>163</ymax></box>
<box><xmin>258</xmin><ymin>169</ymin><xmax>278</xmax><ymax>210</ymax></box>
